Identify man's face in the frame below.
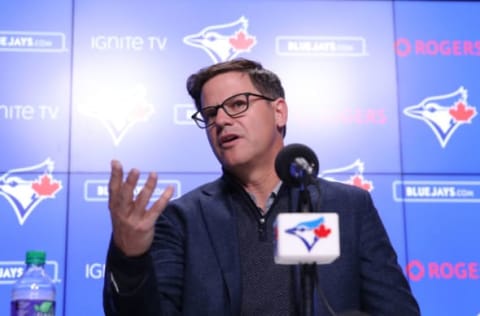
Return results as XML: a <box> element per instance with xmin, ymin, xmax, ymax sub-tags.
<box><xmin>200</xmin><ymin>71</ymin><xmax>287</xmax><ymax>173</ymax></box>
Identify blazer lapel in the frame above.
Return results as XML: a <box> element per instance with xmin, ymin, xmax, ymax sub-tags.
<box><xmin>199</xmin><ymin>183</ymin><xmax>241</xmax><ymax>315</ymax></box>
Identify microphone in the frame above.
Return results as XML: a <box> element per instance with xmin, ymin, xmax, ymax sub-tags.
<box><xmin>274</xmin><ymin>144</ymin><xmax>340</xmax><ymax>265</ymax></box>
<box><xmin>274</xmin><ymin>144</ymin><xmax>342</xmax><ymax>316</ymax></box>
<box><xmin>275</xmin><ymin>143</ymin><xmax>319</xmax><ymax>187</ymax></box>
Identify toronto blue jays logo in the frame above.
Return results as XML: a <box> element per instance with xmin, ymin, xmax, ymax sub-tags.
<box><xmin>0</xmin><ymin>159</ymin><xmax>62</xmax><ymax>225</ymax></box>
<box><xmin>403</xmin><ymin>86</ymin><xmax>477</xmax><ymax>148</ymax></box>
<box><xmin>319</xmin><ymin>159</ymin><xmax>373</xmax><ymax>192</ymax></box>
<box><xmin>285</xmin><ymin>217</ymin><xmax>331</xmax><ymax>251</ymax></box>
<box><xmin>77</xmin><ymin>84</ymin><xmax>154</xmax><ymax>146</ymax></box>
<box><xmin>183</xmin><ymin>16</ymin><xmax>257</xmax><ymax>63</ymax></box>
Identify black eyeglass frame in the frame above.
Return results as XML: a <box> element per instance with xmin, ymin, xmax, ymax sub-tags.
<box><xmin>191</xmin><ymin>92</ymin><xmax>275</xmax><ymax>129</ymax></box>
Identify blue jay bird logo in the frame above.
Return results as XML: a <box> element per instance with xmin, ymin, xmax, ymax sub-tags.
<box><xmin>183</xmin><ymin>16</ymin><xmax>257</xmax><ymax>63</ymax></box>
<box><xmin>286</xmin><ymin>217</ymin><xmax>332</xmax><ymax>251</ymax></box>
<box><xmin>319</xmin><ymin>159</ymin><xmax>373</xmax><ymax>192</ymax></box>
<box><xmin>403</xmin><ymin>86</ymin><xmax>477</xmax><ymax>148</ymax></box>
<box><xmin>77</xmin><ymin>84</ymin><xmax>154</xmax><ymax>146</ymax></box>
<box><xmin>0</xmin><ymin>158</ymin><xmax>62</xmax><ymax>225</ymax></box>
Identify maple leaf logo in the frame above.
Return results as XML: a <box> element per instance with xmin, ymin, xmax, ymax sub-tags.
<box><xmin>32</xmin><ymin>174</ymin><xmax>61</xmax><ymax>197</ymax></box>
<box><xmin>449</xmin><ymin>101</ymin><xmax>477</xmax><ymax>123</ymax></box>
<box><xmin>314</xmin><ymin>224</ymin><xmax>331</xmax><ymax>238</ymax></box>
<box><xmin>131</xmin><ymin>101</ymin><xmax>153</xmax><ymax>121</ymax></box>
<box><xmin>229</xmin><ymin>31</ymin><xmax>255</xmax><ymax>51</ymax></box>
<box><xmin>350</xmin><ymin>175</ymin><xmax>373</xmax><ymax>191</ymax></box>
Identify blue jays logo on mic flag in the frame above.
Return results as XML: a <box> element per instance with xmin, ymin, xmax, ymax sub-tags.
<box><xmin>285</xmin><ymin>216</ymin><xmax>332</xmax><ymax>251</ymax></box>
<box><xmin>0</xmin><ymin>158</ymin><xmax>62</xmax><ymax>225</ymax></box>
<box><xmin>183</xmin><ymin>16</ymin><xmax>257</xmax><ymax>63</ymax></box>
<box><xmin>403</xmin><ymin>86</ymin><xmax>477</xmax><ymax>148</ymax></box>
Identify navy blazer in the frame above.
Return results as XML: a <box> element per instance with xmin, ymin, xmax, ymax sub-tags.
<box><xmin>104</xmin><ymin>176</ymin><xmax>420</xmax><ymax>316</ymax></box>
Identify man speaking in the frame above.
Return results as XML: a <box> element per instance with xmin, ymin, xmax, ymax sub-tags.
<box><xmin>103</xmin><ymin>58</ymin><xmax>420</xmax><ymax>315</ymax></box>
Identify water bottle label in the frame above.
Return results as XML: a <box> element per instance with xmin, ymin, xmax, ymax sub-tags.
<box><xmin>11</xmin><ymin>299</ymin><xmax>55</xmax><ymax>316</ymax></box>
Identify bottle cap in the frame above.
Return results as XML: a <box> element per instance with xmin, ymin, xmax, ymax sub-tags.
<box><xmin>26</xmin><ymin>251</ymin><xmax>46</xmax><ymax>265</ymax></box>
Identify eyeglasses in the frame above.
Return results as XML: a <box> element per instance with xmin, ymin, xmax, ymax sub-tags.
<box><xmin>191</xmin><ymin>92</ymin><xmax>275</xmax><ymax>129</ymax></box>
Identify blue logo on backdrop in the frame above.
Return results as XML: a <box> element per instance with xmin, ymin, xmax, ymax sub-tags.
<box><xmin>77</xmin><ymin>84</ymin><xmax>154</xmax><ymax>146</ymax></box>
<box><xmin>403</xmin><ymin>87</ymin><xmax>477</xmax><ymax>148</ymax></box>
<box><xmin>0</xmin><ymin>158</ymin><xmax>62</xmax><ymax>225</ymax></box>
<box><xmin>319</xmin><ymin>159</ymin><xmax>374</xmax><ymax>192</ymax></box>
<box><xmin>183</xmin><ymin>16</ymin><xmax>257</xmax><ymax>63</ymax></box>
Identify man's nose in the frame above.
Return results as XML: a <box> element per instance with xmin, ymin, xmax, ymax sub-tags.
<box><xmin>214</xmin><ymin>107</ymin><xmax>233</xmax><ymax>126</ymax></box>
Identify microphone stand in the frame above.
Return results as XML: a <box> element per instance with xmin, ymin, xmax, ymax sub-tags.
<box><xmin>297</xmin><ymin>181</ymin><xmax>317</xmax><ymax>316</ymax></box>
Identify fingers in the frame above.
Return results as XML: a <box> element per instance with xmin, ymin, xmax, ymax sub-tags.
<box><xmin>132</xmin><ymin>171</ymin><xmax>159</xmax><ymax>218</ymax></box>
<box><xmin>109</xmin><ymin>160</ymin><xmax>125</xmax><ymax>211</ymax></box>
<box><xmin>121</xmin><ymin>167</ymin><xmax>140</xmax><ymax>209</ymax></box>
<box><xmin>107</xmin><ymin>162</ymin><xmax>174</xmax><ymax>256</ymax></box>
<box><xmin>146</xmin><ymin>185</ymin><xmax>175</xmax><ymax>223</ymax></box>
<box><xmin>134</xmin><ymin>173</ymin><xmax>175</xmax><ymax>223</ymax></box>
<box><xmin>108</xmin><ymin>160</ymin><xmax>123</xmax><ymax>199</ymax></box>
<box><xmin>109</xmin><ymin>160</ymin><xmax>173</xmax><ymax>222</ymax></box>
<box><xmin>109</xmin><ymin>159</ymin><xmax>140</xmax><ymax>216</ymax></box>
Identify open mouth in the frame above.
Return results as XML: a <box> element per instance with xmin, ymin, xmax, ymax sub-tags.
<box><xmin>220</xmin><ymin>134</ymin><xmax>239</xmax><ymax>146</ymax></box>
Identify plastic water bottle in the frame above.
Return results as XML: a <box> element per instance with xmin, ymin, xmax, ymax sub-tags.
<box><xmin>11</xmin><ymin>250</ymin><xmax>56</xmax><ymax>316</ymax></box>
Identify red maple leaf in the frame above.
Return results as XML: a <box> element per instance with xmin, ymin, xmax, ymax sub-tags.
<box><xmin>129</xmin><ymin>102</ymin><xmax>152</xmax><ymax>121</ymax></box>
<box><xmin>351</xmin><ymin>175</ymin><xmax>372</xmax><ymax>191</ymax></box>
<box><xmin>449</xmin><ymin>101</ymin><xmax>477</xmax><ymax>122</ymax></box>
<box><xmin>229</xmin><ymin>31</ymin><xmax>255</xmax><ymax>50</ymax></box>
<box><xmin>32</xmin><ymin>174</ymin><xmax>61</xmax><ymax>197</ymax></box>
<box><xmin>314</xmin><ymin>224</ymin><xmax>331</xmax><ymax>238</ymax></box>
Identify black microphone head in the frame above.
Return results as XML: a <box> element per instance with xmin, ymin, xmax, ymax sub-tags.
<box><xmin>275</xmin><ymin>143</ymin><xmax>319</xmax><ymax>187</ymax></box>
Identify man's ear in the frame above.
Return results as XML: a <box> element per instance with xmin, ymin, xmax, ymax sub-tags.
<box><xmin>273</xmin><ymin>98</ymin><xmax>288</xmax><ymax>131</ymax></box>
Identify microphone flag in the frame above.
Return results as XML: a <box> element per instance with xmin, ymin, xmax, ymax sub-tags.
<box><xmin>274</xmin><ymin>213</ymin><xmax>340</xmax><ymax>265</ymax></box>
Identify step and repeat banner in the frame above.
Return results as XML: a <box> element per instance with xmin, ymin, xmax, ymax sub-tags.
<box><xmin>1</xmin><ymin>1</ymin><xmax>479</xmax><ymax>315</ymax></box>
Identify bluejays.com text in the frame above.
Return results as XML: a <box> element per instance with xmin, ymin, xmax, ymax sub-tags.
<box><xmin>405</xmin><ymin>185</ymin><xmax>474</xmax><ymax>198</ymax></box>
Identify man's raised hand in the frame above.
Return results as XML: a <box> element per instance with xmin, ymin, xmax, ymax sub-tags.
<box><xmin>108</xmin><ymin>160</ymin><xmax>174</xmax><ymax>257</ymax></box>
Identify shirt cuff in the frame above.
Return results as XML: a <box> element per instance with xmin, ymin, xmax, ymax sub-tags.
<box><xmin>107</xmin><ymin>241</ymin><xmax>152</xmax><ymax>294</ymax></box>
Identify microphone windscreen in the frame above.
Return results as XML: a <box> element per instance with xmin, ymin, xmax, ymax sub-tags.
<box><xmin>275</xmin><ymin>143</ymin><xmax>319</xmax><ymax>186</ymax></box>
